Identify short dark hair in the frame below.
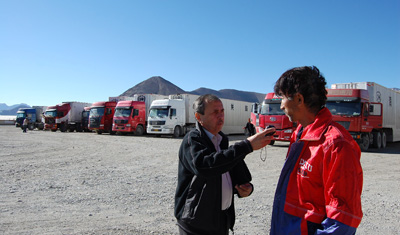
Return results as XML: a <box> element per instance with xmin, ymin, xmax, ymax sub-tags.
<box><xmin>193</xmin><ymin>94</ymin><xmax>221</xmax><ymax>115</ymax></box>
<box><xmin>274</xmin><ymin>66</ymin><xmax>327</xmax><ymax>114</ymax></box>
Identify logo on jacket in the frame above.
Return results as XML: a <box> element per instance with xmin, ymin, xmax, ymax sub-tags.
<box><xmin>297</xmin><ymin>158</ymin><xmax>313</xmax><ymax>178</ymax></box>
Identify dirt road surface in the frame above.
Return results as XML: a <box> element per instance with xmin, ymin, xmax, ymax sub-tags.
<box><xmin>1</xmin><ymin>126</ymin><xmax>399</xmax><ymax>234</ymax></box>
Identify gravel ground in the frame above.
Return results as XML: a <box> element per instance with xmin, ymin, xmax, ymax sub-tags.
<box><xmin>1</xmin><ymin>125</ymin><xmax>399</xmax><ymax>234</ymax></box>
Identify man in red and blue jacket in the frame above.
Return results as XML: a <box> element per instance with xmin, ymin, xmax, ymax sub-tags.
<box><xmin>270</xmin><ymin>66</ymin><xmax>363</xmax><ymax>234</ymax></box>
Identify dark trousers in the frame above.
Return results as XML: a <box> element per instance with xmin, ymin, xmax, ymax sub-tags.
<box><xmin>23</xmin><ymin>125</ymin><xmax>27</xmax><ymax>133</ymax></box>
<box><xmin>178</xmin><ymin>209</ymin><xmax>231</xmax><ymax>235</ymax></box>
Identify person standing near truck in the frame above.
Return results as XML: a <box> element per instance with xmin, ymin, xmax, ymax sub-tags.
<box><xmin>175</xmin><ymin>94</ymin><xmax>275</xmax><ymax>234</ymax></box>
<box><xmin>244</xmin><ymin>118</ymin><xmax>255</xmax><ymax>136</ymax></box>
<box><xmin>270</xmin><ymin>66</ymin><xmax>363</xmax><ymax>234</ymax></box>
<box><xmin>22</xmin><ymin>117</ymin><xmax>29</xmax><ymax>133</ymax></box>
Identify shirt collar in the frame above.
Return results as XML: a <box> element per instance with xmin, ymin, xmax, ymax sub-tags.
<box><xmin>203</xmin><ymin>128</ymin><xmax>222</xmax><ymax>143</ymax></box>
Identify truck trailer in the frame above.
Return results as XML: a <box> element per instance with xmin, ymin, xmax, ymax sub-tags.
<box><xmin>89</xmin><ymin>101</ymin><xmax>117</xmax><ymax>134</ymax></box>
<box><xmin>15</xmin><ymin>106</ymin><xmax>46</xmax><ymax>130</ymax></box>
<box><xmin>147</xmin><ymin>94</ymin><xmax>252</xmax><ymax>137</ymax></box>
<box><xmin>44</xmin><ymin>102</ymin><xmax>91</xmax><ymax>132</ymax></box>
<box><xmin>327</xmin><ymin>82</ymin><xmax>400</xmax><ymax>151</ymax></box>
<box><xmin>250</xmin><ymin>93</ymin><xmax>296</xmax><ymax>144</ymax></box>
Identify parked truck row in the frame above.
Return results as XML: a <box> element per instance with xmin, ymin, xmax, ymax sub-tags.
<box><xmin>251</xmin><ymin>82</ymin><xmax>400</xmax><ymax>151</ymax></box>
<box><xmin>17</xmin><ymin>94</ymin><xmax>253</xmax><ymax>138</ymax></box>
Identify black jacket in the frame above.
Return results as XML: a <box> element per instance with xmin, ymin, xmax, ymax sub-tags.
<box><xmin>174</xmin><ymin>123</ymin><xmax>254</xmax><ymax>234</ymax></box>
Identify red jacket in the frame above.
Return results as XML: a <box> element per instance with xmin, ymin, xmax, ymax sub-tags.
<box><xmin>271</xmin><ymin>108</ymin><xmax>363</xmax><ymax>234</ymax></box>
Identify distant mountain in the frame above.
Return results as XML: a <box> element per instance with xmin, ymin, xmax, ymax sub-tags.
<box><xmin>120</xmin><ymin>76</ymin><xmax>266</xmax><ymax>103</ymax></box>
<box><xmin>0</xmin><ymin>103</ymin><xmax>31</xmax><ymax>115</ymax></box>
<box><xmin>121</xmin><ymin>76</ymin><xmax>186</xmax><ymax>97</ymax></box>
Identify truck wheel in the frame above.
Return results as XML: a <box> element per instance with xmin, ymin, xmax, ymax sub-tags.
<box><xmin>173</xmin><ymin>126</ymin><xmax>181</xmax><ymax>138</ymax></box>
<box><xmin>381</xmin><ymin>132</ymin><xmax>387</xmax><ymax>149</ymax></box>
<box><xmin>60</xmin><ymin>124</ymin><xmax>67</xmax><ymax>132</ymax></box>
<box><xmin>268</xmin><ymin>140</ymin><xmax>275</xmax><ymax>145</ymax></box>
<box><xmin>96</xmin><ymin>130</ymin><xmax>102</xmax><ymax>134</ymax></box>
<box><xmin>28</xmin><ymin>124</ymin><xmax>34</xmax><ymax>130</ymax></box>
<box><xmin>76</xmin><ymin>125</ymin><xmax>83</xmax><ymax>132</ymax></box>
<box><xmin>135</xmin><ymin>125</ymin><xmax>144</xmax><ymax>136</ymax></box>
<box><xmin>359</xmin><ymin>134</ymin><xmax>369</xmax><ymax>151</ymax></box>
<box><xmin>373</xmin><ymin>132</ymin><xmax>382</xmax><ymax>149</ymax></box>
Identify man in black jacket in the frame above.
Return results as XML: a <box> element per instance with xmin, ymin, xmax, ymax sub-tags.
<box><xmin>175</xmin><ymin>94</ymin><xmax>275</xmax><ymax>234</ymax></box>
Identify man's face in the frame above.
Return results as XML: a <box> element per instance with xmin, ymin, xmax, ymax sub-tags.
<box><xmin>196</xmin><ymin>100</ymin><xmax>224</xmax><ymax>135</ymax></box>
<box><xmin>280</xmin><ymin>94</ymin><xmax>300</xmax><ymax>123</ymax></box>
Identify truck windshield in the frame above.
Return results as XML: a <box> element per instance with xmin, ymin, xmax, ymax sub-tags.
<box><xmin>149</xmin><ymin>108</ymin><xmax>169</xmax><ymax>118</ymax></box>
<box><xmin>82</xmin><ymin>111</ymin><xmax>90</xmax><ymax>118</ymax></box>
<box><xmin>114</xmin><ymin>108</ymin><xmax>132</xmax><ymax>117</ymax></box>
<box><xmin>16</xmin><ymin>112</ymin><xmax>26</xmax><ymax>118</ymax></box>
<box><xmin>326</xmin><ymin>101</ymin><xmax>361</xmax><ymax>116</ymax></box>
<box><xmin>90</xmin><ymin>107</ymin><xmax>105</xmax><ymax>117</ymax></box>
<box><xmin>260</xmin><ymin>103</ymin><xmax>285</xmax><ymax>115</ymax></box>
<box><xmin>45</xmin><ymin>111</ymin><xmax>57</xmax><ymax>117</ymax></box>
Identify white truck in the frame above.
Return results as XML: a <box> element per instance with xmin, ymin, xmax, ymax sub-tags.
<box><xmin>147</xmin><ymin>94</ymin><xmax>253</xmax><ymax>137</ymax></box>
<box><xmin>329</xmin><ymin>82</ymin><xmax>400</xmax><ymax>149</ymax></box>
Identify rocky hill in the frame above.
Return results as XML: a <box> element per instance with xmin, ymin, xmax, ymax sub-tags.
<box><xmin>120</xmin><ymin>76</ymin><xmax>265</xmax><ymax>103</ymax></box>
<box><xmin>121</xmin><ymin>76</ymin><xmax>186</xmax><ymax>97</ymax></box>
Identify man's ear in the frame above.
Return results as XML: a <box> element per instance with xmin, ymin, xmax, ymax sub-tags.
<box><xmin>296</xmin><ymin>93</ymin><xmax>304</xmax><ymax>105</ymax></box>
<box><xmin>195</xmin><ymin>112</ymin><xmax>202</xmax><ymax>123</ymax></box>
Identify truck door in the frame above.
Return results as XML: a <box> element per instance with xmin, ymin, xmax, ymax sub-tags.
<box><xmin>367</xmin><ymin>103</ymin><xmax>383</xmax><ymax>129</ymax></box>
<box><xmin>361</xmin><ymin>103</ymin><xmax>383</xmax><ymax>132</ymax></box>
<box><xmin>105</xmin><ymin>108</ymin><xmax>112</xmax><ymax>129</ymax></box>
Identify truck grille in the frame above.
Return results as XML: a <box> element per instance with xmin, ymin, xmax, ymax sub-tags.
<box><xmin>46</xmin><ymin>119</ymin><xmax>55</xmax><ymax>124</ymax></box>
<box><xmin>336</xmin><ymin>121</ymin><xmax>350</xmax><ymax>130</ymax></box>
<box><xmin>149</xmin><ymin>121</ymin><xmax>165</xmax><ymax>125</ymax></box>
<box><xmin>114</xmin><ymin>120</ymin><xmax>128</xmax><ymax>124</ymax></box>
<box><xmin>90</xmin><ymin>117</ymin><xmax>100</xmax><ymax>128</ymax></box>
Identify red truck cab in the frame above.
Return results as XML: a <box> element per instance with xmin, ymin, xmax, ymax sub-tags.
<box><xmin>44</xmin><ymin>103</ymin><xmax>71</xmax><ymax>132</ymax></box>
<box><xmin>326</xmin><ymin>89</ymin><xmax>383</xmax><ymax>151</ymax></box>
<box><xmin>89</xmin><ymin>101</ymin><xmax>117</xmax><ymax>134</ymax></box>
<box><xmin>251</xmin><ymin>93</ymin><xmax>296</xmax><ymax>144</ymax></box>
<box><xmin>112</xmin><ymin>101</ymin><xmax>146</xmax><ymax>135</ymax></box>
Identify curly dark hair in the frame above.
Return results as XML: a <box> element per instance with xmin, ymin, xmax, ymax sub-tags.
<box><xmin>274</xmin><ymin>66</ymin><xmax>327</xmax><ymax>114</ymax></box>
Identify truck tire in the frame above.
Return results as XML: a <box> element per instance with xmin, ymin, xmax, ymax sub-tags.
<box><xmin>173</xmin><ymin>126</ymin><xmax>181</xmax><ymax>138</ymax></box>
<box><xmin>60</xmin><ymin>124</ymin><xmax>67</xmax><ymax>132</ymax></box>
<box><xmin>381</xmin><ymin>132</ymin><xmax>387</xmax><ymax>149</ymax></box>
<box><xmin>135</xmin><ymin>125</ymin><xmax>144</xmax><ymax>136</ymax></box>
<box><xmin>373</xmin><ymin>132</ymin><xmax>382</xmax><ymax>149</ymax></box>
<box><xmin>96</xmin><ymin>130</ymin><xmax>102</xmax><ymax>134</ymax></box>
<box><xmin>28</xmin><ymin>123</ymin><xmax>34</xmax><ymax>130</ymax></box>
<box><xmin>359</xmin><ymin>134</ymin><xmax>369</xmax><ymax>151</ymax></box>
<box><xmin>76</xmin><ymin>125</ymin><xmax>83</xmax><ymax>132</ymax></box>
<box><xmin>268</xmin><ymin>140</ymin><xmax>275</xmax><ymax>145</ymax></box>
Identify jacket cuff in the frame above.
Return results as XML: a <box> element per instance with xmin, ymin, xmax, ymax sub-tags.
<box><xmin>243</xmin><ymin>139</ymin><xmax>253</xmax><ymax>153</ymax></box>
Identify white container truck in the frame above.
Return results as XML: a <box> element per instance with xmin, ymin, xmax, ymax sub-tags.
<box><xmin>147</xmin><ymin>94</ymin><xmax>253</xmax><ymax>137</ymax></box>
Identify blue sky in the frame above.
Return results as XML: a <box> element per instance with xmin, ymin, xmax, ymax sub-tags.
<box><xmin>1</xmin><ymin>0</ymin><xmax>399</xmax><ymax>106</ymax></box>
